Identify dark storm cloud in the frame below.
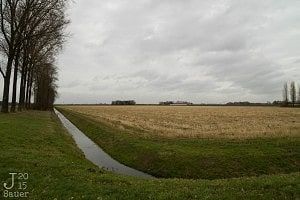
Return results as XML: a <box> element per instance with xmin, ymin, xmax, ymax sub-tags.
<box><xmin>56</xmin><ymin>0</ymin><xmax>300</xmax><ymax>104</ymax></box>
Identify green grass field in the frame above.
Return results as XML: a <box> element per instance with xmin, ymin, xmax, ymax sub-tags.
<box><xmin>0</xmin><ymin>110</ymin><xmax>299</xmax><ymax>199</ymax></box>
<box><xmin>57</xmin><ymin>107</ymin><xmax>300</xmax><ymax>180</ymax></box>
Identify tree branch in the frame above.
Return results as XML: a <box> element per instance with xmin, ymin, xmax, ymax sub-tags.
<box><xmin>0</xmin><ymin>65</ymin><xmax>5</xmax><ymax>78</ymax></box>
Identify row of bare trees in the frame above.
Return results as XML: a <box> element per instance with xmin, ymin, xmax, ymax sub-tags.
<box><xmin>283</xmin><ymin>81</ymin><xmax>300</xmax><ymax>107</ymax></box>
<box><xmin>0</xmin><ymin>0</ymin><xmax>69</xmax><ymax>113</ymax></box>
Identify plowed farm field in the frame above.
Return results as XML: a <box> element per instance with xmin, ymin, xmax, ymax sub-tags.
<box><xmin>63</xmin><ymin>106</ymin><xmax>300</xmax><ymax>139</ymax></box>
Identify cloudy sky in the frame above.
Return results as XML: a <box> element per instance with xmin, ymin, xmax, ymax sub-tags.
<box><xmin>56</xmin><ymin>0</ymin><xmax>300</xmax><ymax>104</ymax></box>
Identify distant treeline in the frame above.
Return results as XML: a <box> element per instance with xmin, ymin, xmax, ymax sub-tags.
<box><xmin>191</xmin><ymin>102</ymin><xmax>282</xmax><ymax>107</ymax></box>
<box><xmin>0</xmin><ymin>0</ymin><xmax>69</xmax><ymax>113</ymax></box>
<box><xmin>225</xmin><ymin>101</ymin><xmax>292</xmax><ymax>106</ymax></box>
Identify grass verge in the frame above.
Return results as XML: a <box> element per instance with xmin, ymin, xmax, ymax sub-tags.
<box><xmin>0</xmin><ymin>110</ymin><xmax>299</xmax><ymax>199</ymax></box>
<box><xmin>57</xmin><ymin>107</ymin><xmax>300</xmax><ymax>180</ymax></box>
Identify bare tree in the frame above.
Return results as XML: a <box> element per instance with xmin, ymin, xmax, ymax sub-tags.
<box><xmin>283</xmin><ymin>82</ymin><xmax>289</xmax><ymax>106</ymax></box>
<box><xmin>298</xmin><ymin>84</ymin><xmax>300</xmax><ymax>104</ymax></box>
<box><xmin>34</xmin><ymin>61</ymin><xmax>58</xmax><ymax>110</ymax></box>
<box><xmin>0</xmin><ymin>0</ymin><xmax>21</xmax><ymax>113</ymax></box>
<box><xmin>290</xmin><ymin>81</ymin><xmax>296</xmax><ymax>107</ymax></box>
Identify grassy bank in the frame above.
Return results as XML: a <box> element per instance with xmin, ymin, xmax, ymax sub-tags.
<box><xmin>0</xmin><ymin>111</ymin><xmax>299</xmax><ymax>199</ymax></box>
<box><xmin>57</xmin><ymin>107</ymin><xmax>300</xmax><ymax>180</ymax></box>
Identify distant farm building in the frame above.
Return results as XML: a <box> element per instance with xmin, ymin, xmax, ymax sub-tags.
<box><xmin>159</xmin><ymin>101</ymin><xmax>174</xmax><ymax>105</ymax></box>
<box><xmin>159</xmin><ymin>101</ymin><xmax>193</xmax><ymax>106</ymax></box>
<box><xmin>112</xmin><ymin>100</ymin><xmax>136</xmax><ymax>105</ymax></box>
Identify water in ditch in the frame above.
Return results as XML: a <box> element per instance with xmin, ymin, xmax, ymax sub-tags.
<box><xmin>54</xmin><ymin>109</ymin><xmax>154</xmax><ymax>179</ymax></box>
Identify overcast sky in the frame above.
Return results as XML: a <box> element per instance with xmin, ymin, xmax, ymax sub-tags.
<box><xmin>55</xmin><ymin>0</ymin><xmax>300</xmax><ymax>104</ymax></box>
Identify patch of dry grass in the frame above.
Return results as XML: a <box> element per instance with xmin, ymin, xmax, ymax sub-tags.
<box><xmin>63</xmin><ymin>106</ymin><xmax>300</xmax><ymax>139</ymax></box>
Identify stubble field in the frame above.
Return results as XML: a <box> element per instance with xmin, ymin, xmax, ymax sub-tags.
<box><xmin>63</xmin><ymin>106</ymin><xmax>300</xmax><ymax>139</ymax></box>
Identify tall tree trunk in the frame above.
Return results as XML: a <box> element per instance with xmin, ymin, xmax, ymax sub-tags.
<box><xmin>10</xmin><ymin>50</ymin><xmax>21</xmax><ymax>112</ymax></box>
<box><xmin>25</xmin><ymin>70</ymin><xmax>30</xmax><ymax>109</ymax></box>
<box><xmin>18</xmin><ymin>59</ymin><xmax>28</xmax><ymax>111</ymax></box>
<box><xmin>1</xmin><ymin>56</ymin><xmax>14</xmax><ymax>113</ymax></box>
<box><xmin>18</xmin><ymin>69</ymin><xmax>26</xmax><ymax>111</ymax></box>
<box><xmin>28</xmin><ymin>73</ymin><xmax>33</xmax><ymax>109</ymax></box>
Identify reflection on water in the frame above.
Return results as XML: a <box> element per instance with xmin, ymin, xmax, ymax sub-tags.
<box><xmin>54</xmin><ymin>109</ymin><xmax>154</xmax><ymax>179</ymax></box>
